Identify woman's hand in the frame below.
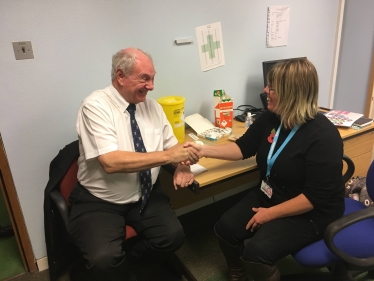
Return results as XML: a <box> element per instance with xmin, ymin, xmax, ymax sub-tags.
<box><xmin>246</xmin><ymin>194</ymin><xmax>314</xmax><ymax>232</ymax></box>
<box><xmin>246</xmin><ymin>207</ymin><xmax>273</xmax><ymax>232</ymax></box>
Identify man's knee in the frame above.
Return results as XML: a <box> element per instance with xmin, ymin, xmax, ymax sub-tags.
<box><xmin>150</xmin><ymin>222</ymin><xmax>185</xmax><ymax>253</ymax></box>
<box><xmin>170</xmin><ymin>223</ymin><xmax>185</xmax><ymax>250</ymax></box>
<box><xmin>162</xmin><ymin>223</ymin><xmax>185</xmax><ymax>252</ymax></box>
<box><xmin>86</xmin><ymin>246</ymin><xmax>126</xmax><ymax>272</ymax></box>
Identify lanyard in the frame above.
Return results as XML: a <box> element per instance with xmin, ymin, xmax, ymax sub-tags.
<box><xmin>266</xmin><ymin>123</ymin><xmax>300</xmax><ymax>177</ymax></box>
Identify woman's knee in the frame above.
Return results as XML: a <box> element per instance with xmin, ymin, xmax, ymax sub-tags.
<box><xmin>242</xmin><ymin>239</ymin><xmax>274</xmax><ymax>264</ymax></box>
<box><xmin>214</xmin><ymin>214</ymin><xmax>241</xmax><ymax>245</ymax></box>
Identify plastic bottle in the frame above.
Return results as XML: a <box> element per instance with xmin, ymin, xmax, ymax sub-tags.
<box><xmin>245</xmin><ymin>112</ymin><xmax>253</xmax><ymax>128</ymax></box>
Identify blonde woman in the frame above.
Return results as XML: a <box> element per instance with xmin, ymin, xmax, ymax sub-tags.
<box><xmin>185</xmin><ymin>58</ymin><xmax>344</xmax><ymax>281</ymax></box>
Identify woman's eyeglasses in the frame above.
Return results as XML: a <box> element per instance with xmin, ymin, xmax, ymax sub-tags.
<box><xmin>266</xmin><ymin>85</ymin><xmax>274</xmax><ymax>91</ymax></box>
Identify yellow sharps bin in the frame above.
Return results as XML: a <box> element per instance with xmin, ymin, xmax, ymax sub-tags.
<box><xmin>157</xmin><ymin>96</ymin><xmax>185</xmax><ymax>143</ymax></box>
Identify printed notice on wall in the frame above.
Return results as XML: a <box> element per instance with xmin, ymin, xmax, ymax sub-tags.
<box><xmin>266</xmin><ymin>6</ymin><xmax>290</xmax><ymax>47</ymax></box>
<box><xmin>196</xmin><ymin>22</ymin><xmax>225</xmax><ymax>72</ymax></box>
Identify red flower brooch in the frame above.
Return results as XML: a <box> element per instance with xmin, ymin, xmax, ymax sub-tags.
<box><xmin>267</xmin><ymin>129</ymin><xmax>276</xmax><ymax>143</ymax></box>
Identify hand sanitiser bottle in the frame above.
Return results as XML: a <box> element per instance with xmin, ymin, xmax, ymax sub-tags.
<box><xmin>245</xmin><ymin>112</ymin><xmax>253</xmax><ymax>129</ymax></box>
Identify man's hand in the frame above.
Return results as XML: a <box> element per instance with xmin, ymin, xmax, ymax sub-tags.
<box><xmin>167</xmin><ymin>143</ymin><xmax>200</xmax><ymax>165</ymax></box>
<box><xmin>183</xmin><ymin>142</ymin><xmax>204</xmax><ymax>159</ymax></box>
<box><xmin>173</xmin><ymin>164</ymin><xmax>194</xmax><ymax>190</ymax></box>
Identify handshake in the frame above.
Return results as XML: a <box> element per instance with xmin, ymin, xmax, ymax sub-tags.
<box><xmin>168</xmin><ymin>141</ymin><xmax>204</xmax><ymax>166</ymax></box>
<box><xmin>168</xmin><ymin>139</ymin><xmax>239</xmax><ymax>189</ymax></box>
<box><xmin>169</xmin><ymin>141</ymin><xmax>204</xmax><ymax>189</ymax></box>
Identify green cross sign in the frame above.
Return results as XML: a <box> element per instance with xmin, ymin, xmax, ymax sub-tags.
<box><xmin>201</xmin><ymin>34</ymin><xmax>221</xmax><ymax>59</ymax></box>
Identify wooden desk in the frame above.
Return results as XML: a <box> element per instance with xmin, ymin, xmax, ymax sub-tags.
<box><xmin>161</xmin><ymin>120</ymin><xmax>374</xmax><ymax>210</ymax></box>
<box><xmin>186</xmin><ymin>121</ymin><xmax>257</xmax><ymax>188</ymax></box>
<box><xmin>338</xmin><ymin>123</ymin><xmax>374</xmax><ymax>177</ymax></box>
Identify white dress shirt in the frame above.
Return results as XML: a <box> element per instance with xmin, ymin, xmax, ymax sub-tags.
<box><xmin>76</xmin><ymin>84</ymin><xmax>178</xmax><ymax>204</ymax></box>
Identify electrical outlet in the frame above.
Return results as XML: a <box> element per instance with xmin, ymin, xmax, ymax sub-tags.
<box><xmin>12</xmin><ymin>41</ymin><xmax>34</xmax><ymax>60</ymax></box>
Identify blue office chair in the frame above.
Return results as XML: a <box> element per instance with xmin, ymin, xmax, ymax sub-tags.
<box><xmin>287</xmin><ymin>157</ymin><xmax>374</xmax><ymax>281</ymax></box>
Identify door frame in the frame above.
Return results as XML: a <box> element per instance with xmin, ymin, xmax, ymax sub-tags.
<box><xmin>365</xmin><ymin>48</ymin><xmax>374</xmax><ymax>118</ymax></box>
<box><xmin>0</xmin><ymin>134</ymin><xmax>37</xmax><ymax>272</ymax></box>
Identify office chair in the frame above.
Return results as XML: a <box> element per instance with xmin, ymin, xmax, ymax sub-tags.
<box><xmin>285</xmin><ymin>156</ymin><xmax>374</xmax><ymax>281</ymax></box>
<box><xmin>45</xmin><ymin>140</ymin><xmax>192</xmax><ymax>281</ymax></box>
<box><xmin>46</xmin><ymin>143</ymin><xmax>138</xmax><ymax>280</ymax></box>
<box><xmin>49</xmin><ymin>156</ymin><xmax>137</xmax><ymax>239</ymax></box>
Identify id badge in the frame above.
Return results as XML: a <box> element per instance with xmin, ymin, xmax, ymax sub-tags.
<box><xmin>261</xmin><ymin>180</ymin><xmax>273</xmax><ymax>199</ymax></box>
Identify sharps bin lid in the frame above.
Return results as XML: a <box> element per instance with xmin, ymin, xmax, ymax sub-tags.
<box><xmin>157</xmin><ymin>96</ymin><xmax>185</xmax><ymax>105</ymax></box>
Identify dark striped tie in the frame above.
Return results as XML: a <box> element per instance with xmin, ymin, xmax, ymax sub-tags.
<box><xmin>127</xmin><ymin>103</ymin><xmax>152</xmax><ymax>213</ymax></box>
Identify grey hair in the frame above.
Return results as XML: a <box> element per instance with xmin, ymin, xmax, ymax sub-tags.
<box><xmin>111</xmin><ymin>48</ymin><xmax>152</xmax><ymax>80</ymax></box>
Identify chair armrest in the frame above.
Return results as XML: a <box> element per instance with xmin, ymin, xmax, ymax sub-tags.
<box><xmin>162</xmin><ymin>164</ymin><xmax>200</xmax><ymax>194</ymax></box>
<box><xmin>323</xmin><ymin>207</ymin><xmax>374</xmax><ymax>268</ymax></box>
<box><xmin>342</xmin><ymin>154</ymin><xmax>355</xmax><ymax>184</ymax></box>
<box><xmin>50</xmin><ymin>189</ymin><xmax>70</xmax><ymax>228</ymax></box>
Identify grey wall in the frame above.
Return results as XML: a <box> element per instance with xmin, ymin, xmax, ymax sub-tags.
<box><xmin>0</xmin><ymin>0</ymin><xmax>356</xmax><ymax>260</ymax></box>
<box><xmin>334</xmin><ymin>0</ymin><xmax>374</xmax><ymax>113</ymax></box>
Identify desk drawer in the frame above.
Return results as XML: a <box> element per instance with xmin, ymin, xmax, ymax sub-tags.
<box><xmin>350</xmin><ymin>151</ymin><xmax>373</xmax><ymax>177</ymax></box>
<box><xmin>343</xmin><ymin>131</ymin><xmax>374</xmax><ymax>159</ymax></box>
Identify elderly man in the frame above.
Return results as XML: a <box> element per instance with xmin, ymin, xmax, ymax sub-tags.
<box><xmin>68</xmin><ymin>48</ymin><xmax>199</xmax><ymax>280</ymax></box>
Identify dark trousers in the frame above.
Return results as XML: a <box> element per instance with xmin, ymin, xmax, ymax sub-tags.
<box><xmin>67</xmin><ymin>180</ymin><xmax>184</xmax><ymax>280</ymax></box>
<box><xmin>215</xmin><ymin>188</ymin><xmax>321</xmax><ymax>265</ymax></box>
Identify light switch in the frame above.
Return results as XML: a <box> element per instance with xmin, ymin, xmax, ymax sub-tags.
<box><xmin>12</xmin><ymin>41</ymin><xmax>34</xmax><ymax>60</ymax></box>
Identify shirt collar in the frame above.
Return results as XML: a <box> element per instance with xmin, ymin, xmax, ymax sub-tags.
<box><xmin>107</xmin><ymin>84</ymin><xmax>131</xmax><ymax>113</ymax></box>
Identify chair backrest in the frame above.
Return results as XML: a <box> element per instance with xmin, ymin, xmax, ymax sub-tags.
<box><xmin>59</xmin><ymin>156</ymin><xmax>79</xmax><ymax>207</ymax></box>
<box><xmin>366</xmin><ymin>160</ymin><xmax>374</xmax><ymax>201</ymax></box>
<box><xmin>56</xmin><ymin>155</ymin><xmax>138</xmax><ymax>240</ymax></box>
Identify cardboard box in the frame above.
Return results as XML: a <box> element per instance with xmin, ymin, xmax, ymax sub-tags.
<box><xmin>214</xmin><ymin>90</ymin><xmax>233</xmax><ymax>128</ymax></box>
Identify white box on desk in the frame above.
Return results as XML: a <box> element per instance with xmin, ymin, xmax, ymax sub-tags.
<box><xmin>185</xmin><ymin>113</ymin><xmax>232</xmax><ymax>141</ymax></box>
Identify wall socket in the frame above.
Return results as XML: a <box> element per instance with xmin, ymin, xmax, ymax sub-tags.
<box><xmin>12</xmin><ymin>41</ymin><xmax>34</xmax><ymax>60</ymax></box>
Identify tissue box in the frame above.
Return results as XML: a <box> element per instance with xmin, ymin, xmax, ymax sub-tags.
<box><xmin>214</xmin><ymin>90</ymin><xmax>233</xmax><ymax>128</ymax></box>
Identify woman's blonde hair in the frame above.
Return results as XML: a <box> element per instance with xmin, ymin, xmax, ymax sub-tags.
<box><xmin>267</xmin><ymin>58</ymin><xmax>319</xmax><ymax>129</ymax></box>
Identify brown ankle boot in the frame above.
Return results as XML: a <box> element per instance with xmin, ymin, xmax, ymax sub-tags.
<box><xmin>216</xmin><ymin>235</ymin><xmax>248</xmax><ymax>281</ymax></box>
<box><xmin>243</xmin><ymin>261</ymin><xmax>280</xmax><ymax>281</ymax></box>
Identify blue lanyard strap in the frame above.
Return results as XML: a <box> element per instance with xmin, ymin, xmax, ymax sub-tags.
<box><xmin>266</xmin><ymin>123</ymin><xmax>301</xmax><ymax>177</ymax></box>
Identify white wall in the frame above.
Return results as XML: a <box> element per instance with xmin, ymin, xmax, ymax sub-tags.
<box><xmin>0</xmin><ymin>0</ymin><xmax>341</xmax><ymax>260</ymax></box>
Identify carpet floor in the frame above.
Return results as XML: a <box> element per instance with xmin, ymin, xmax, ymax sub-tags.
<box><xmin>3</xmin><ymin>191</ymin><xmax>374</xmax><ymax>281</ymax></box>
<box><xmin>0</xmin><ymin>235</ymin><xmax>25</xmax><ymax>281</ymax></box>
<box><xmin>1</xmin><ymin>183</ymin><xmax>26</xmax><ymax>281</ymax></box>
<box><xmin>176</xmin><ymin>192</ymin><xmax>374</xmax><ymax>281</ymax></box>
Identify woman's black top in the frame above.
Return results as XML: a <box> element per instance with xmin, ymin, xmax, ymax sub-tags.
<box><xmin>236</xmin><ymin>110</ymin><xmax>344</xmax><ymax>232</ymax></box>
